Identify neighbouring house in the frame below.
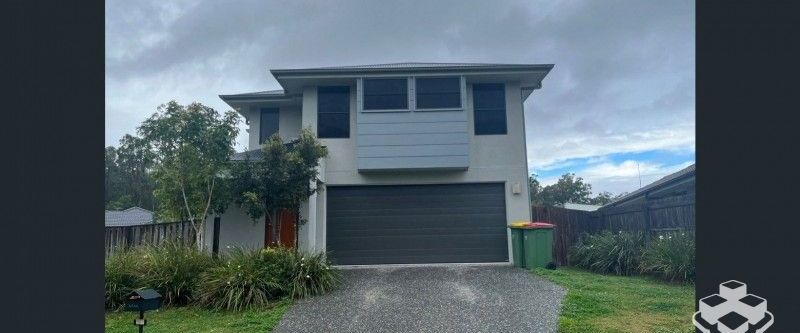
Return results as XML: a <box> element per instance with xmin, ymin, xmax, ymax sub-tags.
<box><xmin>602</xmin><ymin>163</ymin><xmax>696</xmax><ymax>209</ymax></box>
<box><xmin>209</xmin><ymin>62</ymin><xmax>553</xmax><ymax>265</ymax></box>
<box><xmin>105</xmin><ymin>207</ymin><xmax>154</xmax><ymax>227</ymax></box>
<box><xmin>562</xmin><ymin>202</ymin><xmax>601</xmax><ymax>212</ymax></box>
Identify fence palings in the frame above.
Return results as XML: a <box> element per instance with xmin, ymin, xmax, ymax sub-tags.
<box><xmin>531</xmin><ymin>195</ymin><xmax>695</xmax><ymax>266</ymax></box>
<box><xmin>105</xmin><ymin>220</ymin><xmax>195</xmax><ymax>256</ymax></box>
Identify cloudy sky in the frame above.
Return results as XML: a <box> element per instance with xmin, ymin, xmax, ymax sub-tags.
<box><xmin>106</xmin><ymin>0</ymin><xmax>695</xmax><ymax>196</ymax></box>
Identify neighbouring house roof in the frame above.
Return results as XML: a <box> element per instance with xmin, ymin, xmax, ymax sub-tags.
<box><xmin>562</xmin><ymin>202</ymin><xmax>602</xmax><ymax>211</ymax></box>
<box><xmin>231</xmin><ymin>149</ymin><xmax>263</xmax><ymax>161</ymax></box>
<box><xmin>602</xmin><ymin>163</ymin><xmax>696</xmax><ymax>208</ymax></box>
<box><xmin>105</xmin><ymin>207</ymin><xmax>154</xmax><ymax>227</ymax></box>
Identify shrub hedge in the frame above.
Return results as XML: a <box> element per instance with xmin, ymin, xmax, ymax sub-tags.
<box><xmin>104</xmin><ymin>243</ymin><xmax>338</xmax><ymax>311</ymax></box>
<box><xmin>568</xmin><ymin>230</ymin><xmax>695</xmax><ymax>282</ymax></box>
<box><xmin>640</xmin><ymin>232</ymin><xmax>695</xmax><ymax>282</ymax></box>
<box><xmin>569</xmin><ymin>231</ymin><xmax>645</xmax><ymax>276</ymax></box>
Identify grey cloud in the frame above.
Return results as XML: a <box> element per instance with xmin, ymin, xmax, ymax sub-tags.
<box><xmin>106</xmin><ymin>0</ymin><xmax>695</xmax><ymax>174</ymax></box>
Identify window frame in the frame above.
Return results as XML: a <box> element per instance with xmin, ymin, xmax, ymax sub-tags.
<box><xmin>413</xmin><ymin>76</ymin><xmax>464</xmax><ymax>111</ymax></box>
<box><xmin>317</xmin><ymin>85</ymin><xmax>351</xmax><ymax>139</ymax></box>
<box><xmin>472</xmin><ymin>83</ymin><xmax>507</xmax><ymax>135</ymax></box>
<box><xmin>259</xmin><ymin>107</ymin><xmax>280</xmax><ymax>143</ymax></box>
<box><xmin>361</xmin><ymin>77</ymin><xmax>411</xmax><ymax>112</ymax></box>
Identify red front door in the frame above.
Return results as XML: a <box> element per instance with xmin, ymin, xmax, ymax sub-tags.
<box><xmin>265</xmin><ymin>209</ymin><xmax>297</xmax><ymax>248</ymax></box>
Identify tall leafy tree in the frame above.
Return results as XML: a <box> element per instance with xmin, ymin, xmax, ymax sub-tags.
<box><xmin>529</xmin><ymin>174</ymin><xmax>543</xmax><ymax>204</ymax></box>
<box><xmin>538</xmin><ymin>173</ymin><xmax>593</xmax><ymax>206</ymax></box>
<box><xmin>105</xmin><ymin>137</ymin><xmax>156</xmax><ymax>211</ymax></box>
<box><xmin>105</xmin><ymin>146</ymin><xmax>126</xmax><ymax>209</ymax></box>
<box><xmin>138</xmin><ymin>101</ymin><xmax>240</xmax><ymax>249</ymax></box>
<box><xmin>116</xmin><ymin>134</ymin><xmax>155</xmax><ymax>209</ymax></box>
<box><xmin>232</xmin><ymin>128</ymin><xmax>328</xmax><ymax>246</ymax></box>
<box><xmin>529</xmin><ymin>172</ymin><xmax>626</xmax><ymax>206</ymax></box>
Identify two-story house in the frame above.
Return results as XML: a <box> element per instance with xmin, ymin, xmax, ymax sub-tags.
<box><xmin>206</xmin><ymin>62</ymin><xmax>553</xmax><ymax>265</ymax></box>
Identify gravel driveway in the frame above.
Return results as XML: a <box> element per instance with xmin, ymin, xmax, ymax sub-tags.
<box><xmin>273</xmin><ymin>264</ymin><xmax>566</xmax><ymax>333</ymax></box>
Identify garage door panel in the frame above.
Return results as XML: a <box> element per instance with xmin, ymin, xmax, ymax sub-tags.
<box><xmin>328</xmin><ymin>226</ymin><xmax>507</xmax><ymax>238</ymax></box>
<box><xmin>328</xmin><ymin>251</ymin><xmax>508</xmax><ymax>266</ymax></box>
<box><xmin>327</xmin><ymin>214</ymin><xmax>506</xmax><ymax>231</ymax></box>
<box><xmin>327</xmin><ymin>194</ymin><xmax>506</xmax><ymax>209</ymax></box>
<box><xmin>327</xmin><ymin>223</ymin><xmax>507</xmax><ymax>235</ymax></box>
<box><xmin>326</xmin><ymin>183</ymin><xmax>508</xmax><ymax>265</ymax></box>
<box><xmin>327</xmin><ymin>205</ymin><xmax>505</xmax><ymax>218</ymax></box>
<box><xmin>326</xmin><ymin>233</ymin><xmax>507</xmax><ymax>250</ymax></box>
<box><xmin>328</xmin><ymin>184</ymin><xmax>503</xmax><ymax>197</ymax></box>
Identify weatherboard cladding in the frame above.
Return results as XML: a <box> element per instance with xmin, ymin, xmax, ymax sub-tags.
<box><xmin>355</xmin><ymin>76</ymin><xmax>470</xmax><ymax>171</ymax></box>
<box><xmin>355</xmin><ymin>108</ymin><xmax>468</xmax><ymax>170</ymax></box>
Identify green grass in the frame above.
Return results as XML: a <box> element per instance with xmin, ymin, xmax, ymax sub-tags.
<box><xmin>533</xmin><ymin>267</ymin><xmax>694</xmax><ymax>333</ymax></box>
<box><xmin>104</xmin><ymin>300</ymin><xmax>291</xmax><ymax>333</ymax></box>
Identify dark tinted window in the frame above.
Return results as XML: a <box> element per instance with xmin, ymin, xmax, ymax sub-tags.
<box><xmin>318</xmin><ymin>86</ymin><xmax>350</xmax><ymax>138</ymax></box>
<box><xmin>259</xmin><ymin>108</ymin><xmax>279</xmax><ymax>143</ymax></box>
<box><xmin>473</xmin><ymin>84</ymin><xmax>506</xmax><ymax>135</ymax></box>
<box><xmin>363</xmin><ymin>78</ymin><xmax>408</xmax><ymax>110</ymax></box>
<box><xmin>416</xmin><ymin>77</ymin><xmax>461</xmax><ymax>109</ymax></box>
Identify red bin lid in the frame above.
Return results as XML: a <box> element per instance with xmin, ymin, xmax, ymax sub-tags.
<box><xmin>528</xmin><ymin>222</ymin><xmax>554</xmax><ymax>229</ymax></box>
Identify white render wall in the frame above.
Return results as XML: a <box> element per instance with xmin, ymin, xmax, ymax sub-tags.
<box><xmin>296</xmin><ymin>82</ymin><xmax>532</xmax><ymax>258</ymax></box>
<box><xmin>202</xmin><ymin>205</ymin><xmax>265</xmax><ymax>252</ymax></box>
<box><xmin>221</xmin><ymin>81</ymin><xmax>533</xmax><ymax>259</ymax></box>
<box><xmin>246</xmin><ymin>105</ymin><xmax>302</xmax><ymax>151</ymax></box>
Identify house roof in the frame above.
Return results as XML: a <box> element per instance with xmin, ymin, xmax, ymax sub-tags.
<box><xmin>231</xmin><ymin>149</ymin><xmax>263</xmax><ymax>161</ymax></box>
<box><xmin>218</xmin><ymin>89</ymin><xmax>293</xmax><ymax>101</ymax></box>
<box><xmin>105</xmin><ymin>207</ymin><xmax>154</xmax><ymax>227</ymax></box>
<box><xmin>602</xmin><ymin>163</ymin><xmax>696</xmax><ymax>208</ymax></box>
<box><xmin>220</xmin><ymin>62</ymin><xmax>553</xmax><ymax>107</ymax></box>
<box><xmin>272</xmin><ymin>62</ymin><xmax>552</xmax><ymax>72</ymax></box>
<box><xmin>563</xmin><ymin>202</ymin><xmax>602</xmax><ymax>211</ymax></box>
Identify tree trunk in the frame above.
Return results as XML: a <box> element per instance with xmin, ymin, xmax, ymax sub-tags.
<box><xmin>275</xmin><ymin>210</ymin><xmax>282</xmax><ymax>246</ymax></box>
<box><xmin>294</xmin><ymin>206</ymin><xmax>300</xmax><ymax>253</ymax></box>
<box><xmin>268</xmin><ymin>209</ymin><xmax>280</xmax><ymax>247</ymax></box>
<box><xmin>193</xmin><ymin>220</ymin><xmax>204</xmax><ymax>251</ymax></box>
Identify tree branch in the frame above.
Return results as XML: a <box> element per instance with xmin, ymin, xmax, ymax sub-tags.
<box><xmin>179</xmin><ymin>179</ymin><xmax>195</xmax><ymax>223</ymax></box>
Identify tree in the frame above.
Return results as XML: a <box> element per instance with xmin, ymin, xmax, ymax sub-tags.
<box><xmin>105</xmin><ymin>146</ymin><xmax>123</xmax><ymax>208</ymax></box>
<box><xmin>105</xmin><ymin>137</ymin><xmax>156</xmax><ymax>211</ymax></box>
<box><xmin>587</xmin><ymin>191</ymin><xmax>614</xmax><ymax>205</ymax></box>
<box><xmin>538</xmin><ymin>173</ymin><xmax>593</xmax><ymax>206</ymax></box>
<box><xmin>529</xmin><ymin>174</ymin><xmax>545</xmax><ymax>205</ymax></box>
<box><xmin>231</xmin><ymin>128</ymin><xmax>328</xmax><ymax>246</ymax></box>
<box><xmin>529</xmin><ymin>172</ymin><xmax>626</xmax><ymax>206</ymax></box>
<box><xmin>138</xmin><ymin>101</ymin><xmax>240</xmax><ymax>249</ymax></box>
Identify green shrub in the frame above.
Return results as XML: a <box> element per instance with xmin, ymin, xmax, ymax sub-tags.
<box><xmin>640</xmin><ymin>232</ymin><xmax>695</xmax><ymax>282</ymax></box>
<box><xmin>196</xmin><ymin>247</ymin><xmax>290</xmax><ymax>311</ymax></box>
<box><xmin>105</xmin><ymin>250</ymin><xmax>141</xmax><ymax>311</ymax></box>
<box><xmin>569</xmin><ymin>231</ymin><xmax>645</xmax><ymax>275</ymax></box>
<box><xmin>290</xmin><ymin>251</ymin><xmax>340</xmax><ymax>299</ymax></box>
<box><xmin>195</xmin><ymin>246</ymin><xmax>338</xmax><ymax>310</ymax></box>
<box><xmin>136</xmin><ymin>242</ymin><xmax>216</xmax><ymax>306</ymax></box>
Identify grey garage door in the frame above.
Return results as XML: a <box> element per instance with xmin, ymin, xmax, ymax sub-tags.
<box><xmin>326</xmin><ymin>183</ymin><xmax>508</xmax><ymax>265</ymax></box>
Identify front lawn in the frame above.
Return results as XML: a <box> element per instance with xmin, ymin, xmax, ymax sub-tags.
<box><xmin>105</xmin><ymin>301</ymin><xmax>291</xmax><ymax>333</ymax></box>
<box><xmin>533</xmin><ymin>267</ymin><xmax>694</xmax><ymax>333</ymax></box>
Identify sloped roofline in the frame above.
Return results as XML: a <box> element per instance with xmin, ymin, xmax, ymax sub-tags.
<box><xmin>270</xmin><ymin>62</ymin><xmax>554</xmax><ymax>77</ymax></box>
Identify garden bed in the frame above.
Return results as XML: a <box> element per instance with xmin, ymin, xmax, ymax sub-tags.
<box><xmin>533</xmin><ymin>267</ymin><xmax>694</xmax><ymax>333</ymax></box>
<box><xmin>105</xmin><ymin>301</ymin><xmax>290</xmax><ymax>333</ymax></box>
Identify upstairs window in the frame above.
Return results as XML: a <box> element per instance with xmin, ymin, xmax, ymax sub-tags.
<box><xmin>363</xmin><ymin>78</ymin><xmax>408</xmax><ymax>110</ymax></box>
<box><xmin>259</xmin><ymin>108</ymin><xmax>279</xmax><ymax>143</ymax></box>
<box><xmin>318</xmin><ymin>86</ymin><xmax>350</xmax><ymax>138</ymax></box>
<box><xmin>415</xmin><ymin>77</ymin><xmax>461</xmax><ymax>109</ymax></box>
<box><xmin>473</xmin><ymin>84</ymin><xmax>507</xmax><ymax>135</ymax></box>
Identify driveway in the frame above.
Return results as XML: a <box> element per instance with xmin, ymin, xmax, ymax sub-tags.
<box><xmin>273</xmin><ymin>264</ymin><xmax>566</xmax><ymax>333</ymax></box>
